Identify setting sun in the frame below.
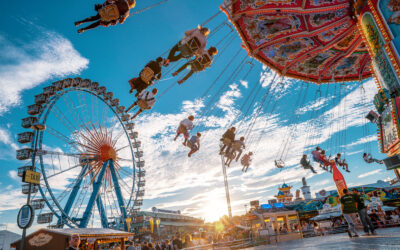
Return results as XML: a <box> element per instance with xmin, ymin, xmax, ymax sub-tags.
<box><xmin>202</xmin><ymin>192</ymin><xmax>228</xmax><ymax>222</ymax></box>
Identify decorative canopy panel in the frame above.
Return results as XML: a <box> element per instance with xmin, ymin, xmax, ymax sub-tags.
<box><xmin>223</xmin><ymin>0</ymin><xmax>372</xmax><ymax>83</ymax></box>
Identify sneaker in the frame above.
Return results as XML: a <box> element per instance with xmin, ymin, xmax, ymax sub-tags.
<box><xmin>172</xmin><ymin>72</ymin><xmax>178</xmax><ymax>76</ymax></box>
<box><xmin>178</xmin><ymin>80</ymin><xmax>184</xmax><ymax>84</ymax></box>
<box><xmin>77</xmin><ymin>29</ymin><xmax>84</xmax><ymax>34</ymax></box>
<box><xmin>74</xmin><ymin>21</ymin><xmax>82</xmax><ymax>27</ymax></box>
<box><xmin>353</xmin><ymin>234</ymin><xmax>359</xmax><ymax>237</ymax></box>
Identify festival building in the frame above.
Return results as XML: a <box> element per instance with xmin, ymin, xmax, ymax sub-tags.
<box><xmin>131</xmin><ymin>207</ymin><xmax>204</xmax><ymax>239</ymax></box>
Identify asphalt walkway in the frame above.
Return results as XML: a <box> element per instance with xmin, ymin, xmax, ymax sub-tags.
<box><xmin>245</xmin><ymin>228</ymin><xmax>400</xmax><ymax>250</ymax></box>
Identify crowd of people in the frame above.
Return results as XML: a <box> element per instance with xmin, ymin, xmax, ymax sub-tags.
<box><xmin>299</xmin><ymin>190</ymin><xmax>400</xmax><ymax>238</ymax></box>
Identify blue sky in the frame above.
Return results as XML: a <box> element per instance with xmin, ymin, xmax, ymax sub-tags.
<box><xmin>0</xmin><ymin>0</ymin><xmax>394</xmax><ymax>233</ymax></box>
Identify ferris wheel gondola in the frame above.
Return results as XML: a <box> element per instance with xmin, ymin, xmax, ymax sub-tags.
<box><xmin>16</xmin><ymin>77</ymin><xmax>145</xmax><ymax>230</ymax></box>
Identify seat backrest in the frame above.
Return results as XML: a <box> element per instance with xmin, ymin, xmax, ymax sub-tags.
<box><xmin>187</xmin><ymin>37</ymin><xmax>201</xmax><ymax>52</ymax></box>
<box><xmin>140</xmin><ymin>67</ymin><xmax>155</xmax><ymax>84</ymax></box>
<box><xmin>99</xmin><ymin>4</ymin><xmax>120</xmax><ymax>22</ymax></box>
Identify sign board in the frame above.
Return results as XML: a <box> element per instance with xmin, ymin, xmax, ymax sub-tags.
<box><xmin>152</xmin><ymin>207</ymin><xmax>181</xmax><ymax>214</ymax></box>
<box><xmin>17</xmin><ymin>205</ymin><xmax>34</xmax><ymax>229</ymax></box>
<box><xmin>23</xmin><ymin>170</ymin><xmax>40</xmax><ymax>185</ymax></box>
<box><xmin>250</xmin><ymin>200</ymin><xmax>259</xmax><ymax>207</ymax></box>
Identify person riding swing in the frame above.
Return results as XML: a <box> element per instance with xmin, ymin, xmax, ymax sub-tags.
<box><xmin>335</xmin><ymin>153</ymin><xmax>350</xmax><ymax>172</ymax></box>
<box><xmin>75</xmin><ymin>0</ymin><xmax>136</xmax><ymax>34</ymax></box>
<box><xmin>174</xmin><ymin>115</ymin><xmax>195</xmax><ymax>145</ymax></box>
<box><xmin>187</xmin><ymin>132</ymin><xmax>201</xmax><ymax>157</ymax></box>
<box><xmin>300</xmin><ymin>154</ymin><xmax>317</xmax><ymax>174</ymax></box>
<box><xmin>129</xmin><ymin>57</ymin><xmax>168</xmax><ymax>96</ymax></box>
<box><xmin>362</xmin><ymin>153</ymin><xmax>383</xmax><ymax>164</ymax></box>
<box><xmin>241</xmin><ymin>152</ymin><xmax>253</xmax><ymax>173</ymax></box>
<box><xmin>172</xmin><ymin>47</ymin><xmax>218</xmax><ymax>84</ymax></box>
<box><xmin>126</xmin><ymin>88</ymin><xmax>157</xmax><ymax>120</ymax></box>
<box><xmin>167</xmin><ymin>26</ymin><xmax>210</xmax><ymax>63</ymax></box>
<box><xmin>225</xmin><ymin>136</ymin><xmax>245</xmax><ymax>167</ymax></box>
<box><xmin>219</xmin><ymin>127</ymin><xmax>236</xmax><ymax>155</ymax></box>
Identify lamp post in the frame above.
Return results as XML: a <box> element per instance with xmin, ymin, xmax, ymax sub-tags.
<box><xmin>20</xmin><ymin>123</ymin><xmax>46</xmax><ymax>250</ymax></box>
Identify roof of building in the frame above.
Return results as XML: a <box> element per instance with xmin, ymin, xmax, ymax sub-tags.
<box><xmin>136</xmin><ymin>211</ymin><xmax>203</xmax><ymax>222</ymax></box>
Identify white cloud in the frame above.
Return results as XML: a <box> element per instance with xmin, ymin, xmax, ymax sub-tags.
<box><xmin>359</xmin><ymin>169</ymin><xmax>382</xmax><ymax>178</ymax></box>
<box><xmin>8</xmin><ymin>171</ymin><xmax>19</xmax><ymax>181</ymax></box>
<box><xmin>0</xmin><ymin>31</ymin><xmax>88</xmax><ymax>115</ymax></box>
<box><xmin>347</xmin><ymin>135</ymin><xmax>377</xmax><ymax>148</ymax></box>
<box><xmin>240</xmin><ymin>80</ymin><xmax>248</xmax><ymax>88</ymax></box>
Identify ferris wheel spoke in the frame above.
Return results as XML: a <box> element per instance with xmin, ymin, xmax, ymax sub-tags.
<box><xmin>115</xmin><ymin>144</ymin><xmax>131</xmax><ymax>152</ymax></box>
<box><xmin>44</xmin><ymin>150</ymin><xmax>93</xmax><ymax>158</ymax></box>
<box><xmin>116</xmin><ymin>157</ymin><xmax>134</xmax><ymax>162</ymax></box>
<box><xmin>46</xmin><ymin>162</ymin><xmax>88</xmax><ymax>179</ymax></box>
<box><xmin>76</xmin><ymin>91</ymin><xmax>92</xmax><ymax>127</ymax></box>
<box><xmin>51</xmin><ymin>104</ymin><xmax>80</xmax><ymax>134</ymax></box>
<box><xmin>46</xmin><ymin>126</ymin><xmax>84</xmax><ymax>153</ymax></box>
<box><xmin>61</xmin><ymin>94</ymin><xmax>86</xmax><ymax>131</ymax></box>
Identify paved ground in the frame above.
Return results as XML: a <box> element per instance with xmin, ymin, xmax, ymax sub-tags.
<box><xmin>245</xmin><ymin>228</ymin><xmax>400</xmax><ymax>250</ymax></box>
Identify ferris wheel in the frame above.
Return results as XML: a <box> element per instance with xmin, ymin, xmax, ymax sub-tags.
<box><xmin>16</xmin><ymin>77</ymin><xmax>145</xmax><ymax>230</ymax></box>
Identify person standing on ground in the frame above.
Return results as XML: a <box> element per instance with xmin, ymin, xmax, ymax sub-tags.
<box><xmin>340</xmin><ymin>188</ymin><xmax>359</xmax><ymax>237</ymax></box>
<box><xmin>172</xmin><ymin>233</ymin><xmax>183</xmax><ymax>249</ymax></box>
<box><xmin>353</xmin><ymin>189</ymin><xmax>376</xmax><ymax>235</ymax></box>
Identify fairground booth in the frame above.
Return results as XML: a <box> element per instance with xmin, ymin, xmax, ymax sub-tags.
<box><xmin>246</xmin><ymin>203</ymin><xmax>302</xmax><ymax>243</ymax></box>
<box><xmin>11</xmin><ymin>228</ymin><xmax>134</xmax><ymax>250</ymax></box>
<box><xmin>131</xmin><ymin>207</ymin><xmax>204</xmax><ymax>239</ymax></box>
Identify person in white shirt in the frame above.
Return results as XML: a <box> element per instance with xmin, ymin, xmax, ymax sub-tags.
<box><xmin>172</xmin><ymin>47</ymin><xmax>218</xmax><ymax>84</ymax></box>
<box><xmin>126</xmin><ymin>88</ymin><xmax>157</xmax><ymax>119</ymax></box>
<box><xmin>174</xmin><ymin>115</ymin><xmax>195</xmax><ymax>145</ymax></box>
<box><xmin>187</xmin><ymin>132</ymin><xmax>201</xmax><ymax>157</ymax></box>
<box><xmin>167</xmin><ymin>26</ymin><xmax>210</xmax><ymax>62</ymax></box>
<box><xmin>391</xmin><ymin>211</ymin><xmax>400</xmax><ymax>224</ymax></box>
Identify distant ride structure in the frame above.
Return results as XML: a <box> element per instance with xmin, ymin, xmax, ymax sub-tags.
<box><xmin>16</xmin><ymin>78</ymin><xmax>146</xmax><ymax>230</ymax></box>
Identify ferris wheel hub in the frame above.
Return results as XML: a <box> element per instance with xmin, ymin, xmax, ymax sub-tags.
<box><xmin>99</xmin><ymin>144</ymin><xmax>117</xmax><ymax>162</ymax></box>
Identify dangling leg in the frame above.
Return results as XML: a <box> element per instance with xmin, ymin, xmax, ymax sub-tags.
<box><xmin>183</xmin><ymin>131</ymin><xmax>189</xmax><ymax>146</ymax></box>
<box><xmin>167</xmin><ymin>43</ymin><xmax>184</xmax><ymax>62</ymax></box>
<box><xmin>131</xmin><ymin>109</ymin><xmax>143</xmax><ymax>120</ymax></box>
<box><xmin>75</xmin><ymin>14</ymin><xmax>101</xmax><ymax>26</ymax></box>
<box><xmin>172</xmin><ymin>63</ymin><xmax>190</xmax><ymax>77</ymax></box>
<box><xmin>177</xmin><ymin>70</ymin><xmax>195</xmax><ymax>84</ymax></box>
<box><xmin>78</xmin><ymin>21</ymin><xmax>102</xmax><ymax>34</ymax></box>
<box><xmin>174</xmin><ymin>130</ymin><xmax>181</xmax><ymax>141</ymax></box>
<box><xmin>236</xmin><ymin>149</ymin><xmax>243</xmax><ymax>162</ymax></box>
<box><xmin>309</xmin><ymin>165</ymin><xmax>317</xmax><ymax>174</ymax></box>
<box><xmin>219</xmin><ymin>144</ymin><xmax>227</xmax><ymax>155</ymax></box>
<box><xmin>126</xmin><ymin>101</ymin><xmax>138</xmax><ymax>112</ymax></box>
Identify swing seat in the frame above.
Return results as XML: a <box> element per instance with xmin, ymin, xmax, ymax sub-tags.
<box><xmin>190</xmin><ymin>60</ymin><xmax>204</xmax><ymax>72</ymax></box>
<box><xmin>99</xmin><ymin>4</ymin><xmax>120</xmax><ymax>22</ymax></box>
<box><xmin>222</xmin><ymin>138</ymin><xmax>232</xmax><ymax>146</ymax></box>
<box><xmin>137</xmin><ymin>100</ymin><xmax>150</xmax><ymax>110</ymax></box>
<box><xmin>231</xmin><ymin>142</ymin><xmax>242</xmax><ymax>151</ymax></box>
<box><xmin>275</xmin><ymin>160</ymin><xmax>285</xmax><ymax>168</ymax></box>
<box><xmin>140</xmin><ymin>67</ymin><xmax>155</xmax><ymax>85</ymax></box>
<box><xmin>178</xmin><ymin>37</ymin><xmax>201</xmax><ymax>58</ymax></box>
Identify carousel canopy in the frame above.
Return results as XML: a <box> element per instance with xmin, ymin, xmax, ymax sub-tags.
<box><xmin>223</xmin><ymin>0</ymin><xmax>372</xmax><ymax>83</ymax></box>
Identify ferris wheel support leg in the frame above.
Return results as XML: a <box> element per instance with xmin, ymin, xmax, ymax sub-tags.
<box><xmin>80</xmin><ymin>160</ymin><xmax>109</xmax><ymax>228</ymax></box>
<box><xmin>58</xmin><ymin>164</ymin><xmax>88</xmax><ymax>227</ymax></box>
<box><xmin>109</xmin><ymin>160</ymin><xmax>128</xmax><ymax>231</ymax></box>
<box><xmin>89</xmin><ymin>172</ymin><xmax>109</xmax><ymax>228</ymax></box>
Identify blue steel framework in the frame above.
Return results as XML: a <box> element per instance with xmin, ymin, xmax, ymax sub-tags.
<box><xmin>19</xmin><ymin>78</ymin><xmax>145</xmax><ymax>230</ymax></box>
